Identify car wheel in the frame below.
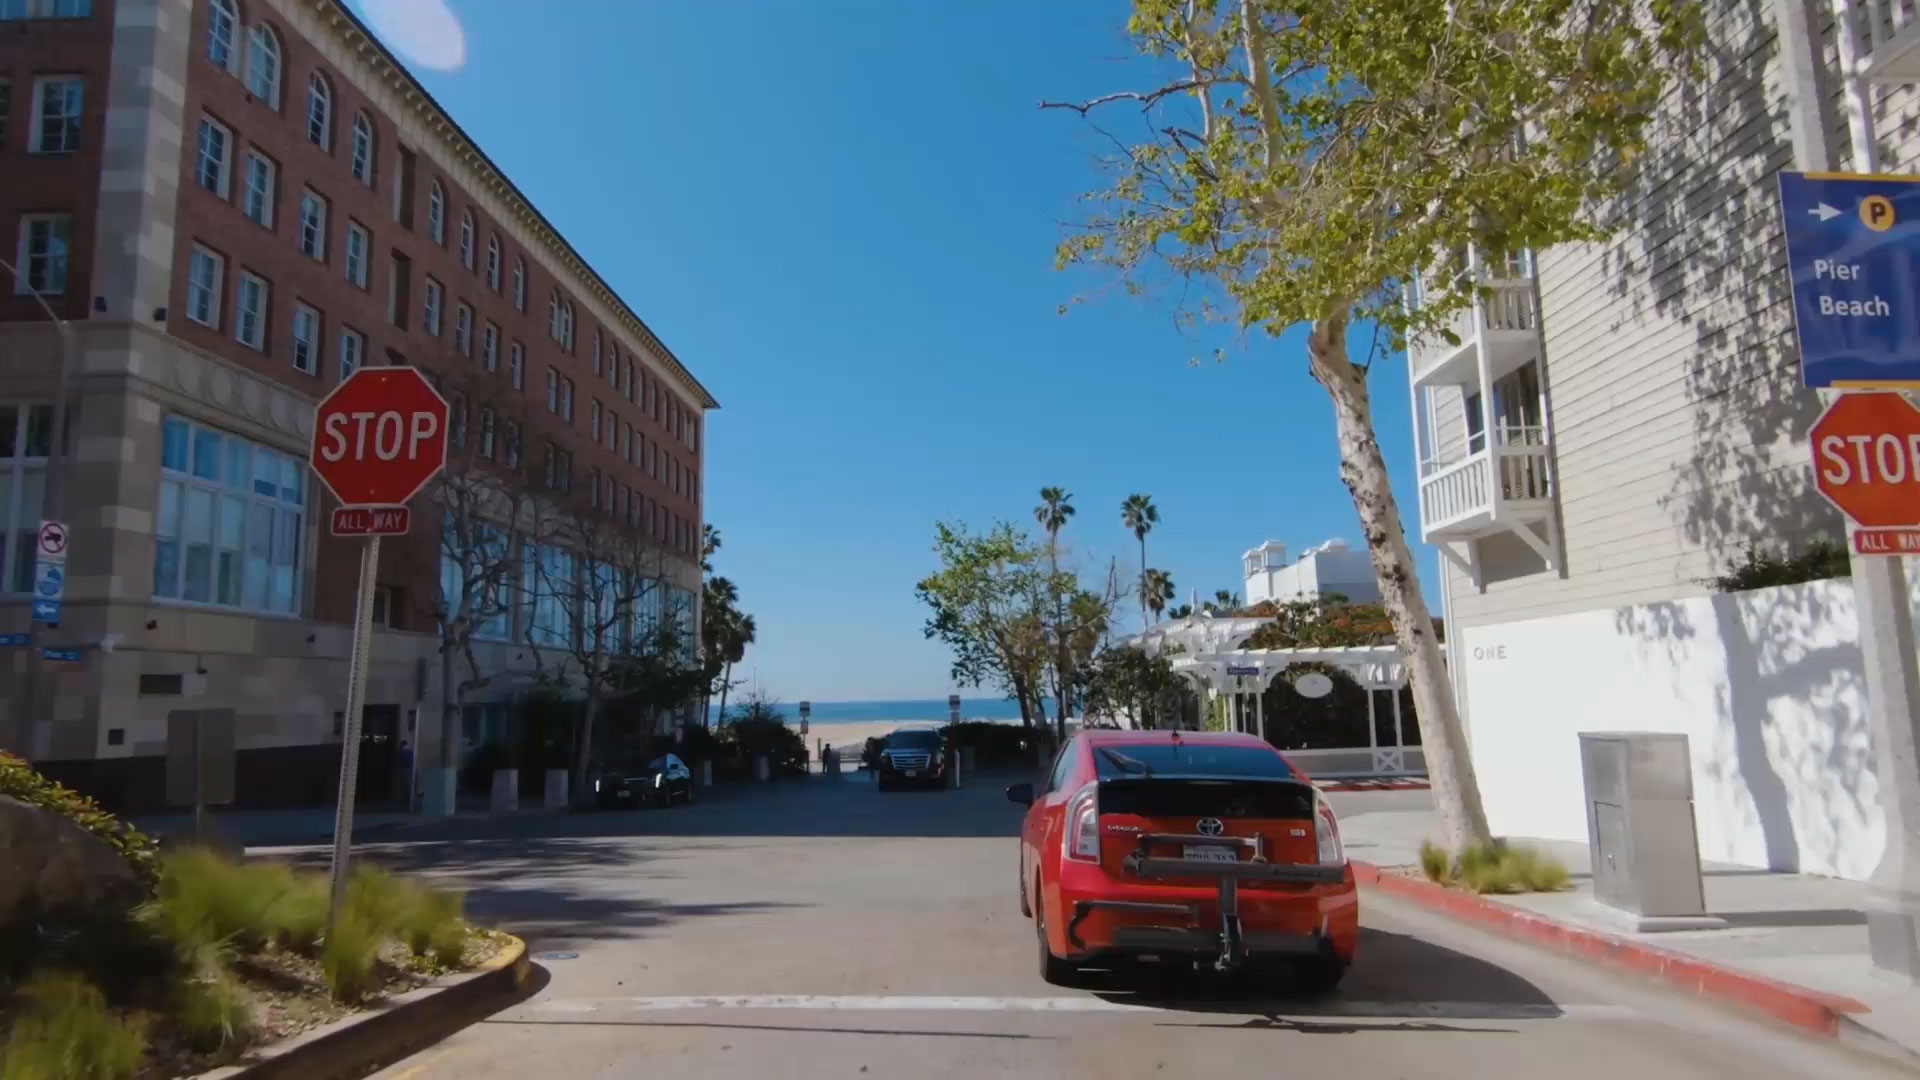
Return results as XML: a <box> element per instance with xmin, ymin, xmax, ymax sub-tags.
<box><xmin>1289</xmin><ymin>956</ymin><xmax>1347</xmax><ymax>996</ymax></box>
<box><xmin>1034</xmin><ymin>879</ymin><xmax>1079</xmax><ymax>987</ymax></box>
<box><xmin>877</xmin><ymin>777</ymin><xmax>892</xmax><ymax>792</ymax></box>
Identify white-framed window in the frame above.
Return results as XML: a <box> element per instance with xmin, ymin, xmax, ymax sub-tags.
<box><xmin>622</xmin><ymin>356</ymin><xmax>633</xmax><ymax>402</ymax></box>
<box><xmin>486</xmin><ymin>234</ymin><xmax>500</xmax><ymax>290</ymax></box>
<box><xmin>449</xmin><ymin>392</ymin><xmax>468</xmax><ymax>450</ymax></box>
<box><xmin>458</xmin><ymin>210</ymin><xmax>474</xmax><ymax>269</ymax></box>
<box><xmin>509</xmin><ymin>342</ymin><xmax>525</xmax><ymax>389</ymax></box>
<box><xmin>15</xmin><ymin>215</ymin><xmax>70</xmax><ymax>296</ymax></box>
<box><xmin>622</xmin><ymin>422</ymin><xmax>633</xmax><ymax>464</ymax></box>
<box><xmin>454</xmin><ymin>302</ymin><xmax>472</xmax><ymax>355</ymax></box>
<box><xmin>339</xmin><ymin>326</ymin><xmax>364</xmax><ymax>381</ymax></box>
<box><xmin>290</xmin><ymin>302</ymin><xmax>320</xmax><ymax>375</ymax></box>
<box><xmin>523</xmin><ymin>542</ymin><xmax>573</xmax><ymax>647</ymax></box>
<box><xmin>478</xmin><ymin>406</ymin><xmax>496</xmax><ymax>459</ymax></box>
<box><xmin>427</xmin><ymin>180</ymin><xmax>444</xmax><ymax>245</ymax></box>
<box><xmin>548</xmin><ymin>289</ymin><xmax>564</xmax><ymax>343</ymax></box>
<box><xmin>186</xmin><ymin>245</ymin><xmax>224</xmax><ymax>327</ymax></box>
<box><xmin>245</xmin><ymin>23</ymin><xmax>281</xmax><ymax>108</ymax></box>
<box><xmin>512</xmin><ymin>256</ymin><xmax>526</xmax><ymax>310</ymax></box>
<box><xmin>29</xmin><ymin>76</ymin><xmax>81</xmax><ymax>154</ymax></box>
<box><xmin>590</xmin><ymin>399</ymin><xmax>602</xmax><ymax>442</ymax></box>
<box><xmin>588</xmin><ymin>467</ymin><xmax>602</xmax><ymax>510</ymax></box>
<box><xmin>298</xmin><ymin>190</ymin><xmax>327</xmax><ymax>259</ymax></box>
<box><xmin>591</xmin><ymin>331</ymin><xmax>602</xmax><ymax>376</ymax></box>
<box><xmin>441</xmin><ymin>526</ymin><xmax>514</xmax><ymax>642</ymax></box>
<box><xmin>350</xmin><ymin>111</ymin><xmax>374</xmax><ymax>185</ymax></box>
<box><xmin>154</xmin><ymin>416</ymin><xmax>305</xmax><ymax>615</ymax></box>
<box><xmin>482</xmin><ymin>322</ymin><xmax>498</xmax><ymax>371</ymax></box>
<box><xmin>423</xmin><ymin>277</ymin><xmax>444</xmax><ymax>336</ymax></box>
<box><xmin>545</xmin><ymin>368</ymin><xmax>559</xmax><ymax>413</ymax></box>
<box><xmin>559</xmin><ymin>376</ymin><xmax>574</xmax><ymax>421</ymax></box>
<box><xmin>196</xmin><ymin>115</ymin><xmax>231</xmax><ymax>197</ymax></box>
<box><xmin>344</xmin><ymin>221</ymin><xmax>369</xmax><ymax>288</ymax></box>
<box><xmin>504</xmin><ymin>420</ymin><xmax>522</xmax><ymax>466</ymax></box>
<box><xmin>206</xmin><ymin>0</ymin><xmax>238</xmax><ymax>71</ymax></box>
<box><xmin>242</xmin><ymin>150</ymin><xmax>275</xmax><ymax>226</ymax></box>
<box><xmin>234</xmin><ymin>270</ymin><xmax>268</xmax><ymax>350</ymax></box>
<box><xmin>305</xmin><ymin>71</ymin><xmax>331</xmax><ymax>149</ymax></box>
<box><xmin>0</xmin><ymin>402</ymin><xmax>54</xmax><ymax>595</ymax></box>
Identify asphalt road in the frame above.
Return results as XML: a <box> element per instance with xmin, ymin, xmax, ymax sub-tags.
<box><xmin>267</xmin><ymin>773</ymin><xmax>1910</xmax><ymax>1080</ymax></box>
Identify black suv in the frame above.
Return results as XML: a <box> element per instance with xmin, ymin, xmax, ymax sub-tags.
<box><xmin>876</xmin><ymin>727</ymin><xmax>947</xmax><ymax>792</ymax></box>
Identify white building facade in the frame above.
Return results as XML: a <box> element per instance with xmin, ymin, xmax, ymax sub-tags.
<box><xmin>1242</xmin><ymin>539</ymin><xmax>1381</xmax><ymax>606</ymax></box>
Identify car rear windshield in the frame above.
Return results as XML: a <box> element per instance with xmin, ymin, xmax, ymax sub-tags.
<box><xmin>1092</xmin><ymin>743</ymin><xmax>1296</xmax><ymax>781</ymax></box>
<box><xmin>887</xmin><ymin>729</ymin><xmax>942</xmax><ymax>749</ymax></box>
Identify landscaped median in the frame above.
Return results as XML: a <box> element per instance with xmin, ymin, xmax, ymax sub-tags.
<box><xmin>1</xmin><ymin>753</ymin><xmax>531</xmax><ymax>1080</ymax></box>
<box><xmin>1352</xmin><ymin>859</ymin><xmax>1871</xmax><ymax>1037</ymax></box>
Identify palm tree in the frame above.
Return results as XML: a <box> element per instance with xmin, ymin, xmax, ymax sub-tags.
<box><xmin>1120</xmin><ymin>494</ymin><xmax>1159</xmax><ymax>626</ymax></box>
<box><xmin>701</xmin><ymin>576</ymin><xmax>740</xmax><ymax>726</ymax></box>
<box><xmin>1142</xmin><ymin>568</ymin><xmax>1175</xmax><ymax>624</ymax></box>
<box><xmin>1035</xmin><ymin>487</ymin><xmax>1076</xmax><ymax>736</ymax></box>
<box><xmin>714</xmin><ymin>610</ymin><xmax>756</xmax><ymax>726</ymax></box>
<box><xmin>1203</xmin><ymin>589</ymin><xmax>1241</xmax><ymax>616</ymax></box>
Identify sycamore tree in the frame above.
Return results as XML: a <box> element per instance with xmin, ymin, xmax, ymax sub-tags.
<box><xmin>1047</xmin><ymin>0</ymin><xmax>1701</xmax><ymax>849</ymax></box>
<box><xmin>915</xmin><ymin>522</ymin><xmax>1055</xmax><ymax>729</ymax></box>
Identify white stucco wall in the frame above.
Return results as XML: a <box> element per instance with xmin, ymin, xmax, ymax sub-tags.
<box><xmin>1459</xmin><ymin>576</ymin><xmax>1889</xmax><ymax>880</ymax></box>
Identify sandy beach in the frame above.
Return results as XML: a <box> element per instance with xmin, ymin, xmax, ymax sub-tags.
<box><xmin>794</xmin><ymin>720</ymin><xmax>945</xmax><ymax>758</ymax></box>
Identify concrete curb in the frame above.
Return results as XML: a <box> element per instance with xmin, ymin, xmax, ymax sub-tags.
<box><xmin>1351</xmin><ymin>862</ymin><xmax>1869</xmax><ymax>1037</ymax></box>
<box><xmin>1316</xmin><ymin>779</ymin><xmax>1430</xmax><ymax>793</ymax></box>
<box><xmin>192</xmin><ymin>934</ymin><xmax>534</xmax><ymax>1080</ymax></box>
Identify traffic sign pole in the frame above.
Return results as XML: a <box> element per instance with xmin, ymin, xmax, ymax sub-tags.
<box><xmin>326</xmin><ymin>535</ymin><xmax>381</xmax><ymax>936</ymax></box>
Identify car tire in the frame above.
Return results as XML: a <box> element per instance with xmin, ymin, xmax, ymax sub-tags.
<box><xmin>1018</xmin><ymin>860</ymin><xmax>1032</xmax><ymax>918</ymax></box>
<box><xmin>877</xmin><ymin>777</ymin><xmax>892</xmax><ymax>792</ymax></box>
<box><xmin>1290</xmin><ymin>956</ymin><xmax>1347</xmax><ymax>995</ymax></box>
<box><xmin>1034</xmin><ymin>880</ymin><xmax>1079</xmax><ymax>987</ymax></box>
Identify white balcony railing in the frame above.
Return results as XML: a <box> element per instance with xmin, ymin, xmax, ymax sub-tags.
<box><xmin>1409</xmin><ymin>281</ymin><xmax>1539</xmax><ymax>377</ymax></box>
<box><xmin>1858</xmin><ymin>0</ymin><xmax>1920</xmax><ymax>81</ymax></box>
<box><xmin>1418</xmin><ymin>425</ymin><xmax>1553</xmax><ymax>535</ymax></box>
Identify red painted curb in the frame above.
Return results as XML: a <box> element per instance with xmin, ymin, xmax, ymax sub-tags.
<box><xmin>1352</xmin><ymin>861</ymin><xmax>1870</xmax><ymax>1036</ymax></box>
<box><xmin>1318</xmin><ymin>780</ymin><xmax>1431</xmax><ymax>793</ymax></box>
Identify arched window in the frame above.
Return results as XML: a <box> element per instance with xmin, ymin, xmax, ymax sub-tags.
<box><xmin>486</xmin><ymin>234</ymin><xmax>501</xmax><ymax>290</ymax></box>
<box><xmin>350</xmin><ymin>112</ymin><xmax>374</xmax><ymax>184</ymax></box>
<box><xmin>245</xmin><ymin>23</ymin><xmax>282</xmax><ymax>109</ymax></box>
<box><xmin>427</xmin><ymin>181</ymin><xmax>445</xmax><ymax>245</ymax></box>
<box><xmin>562</xmin><ymin>301</ymin><xmax>576</xmax><ymax>350</ymax></box>
<box><xmin>305</xmin><ymin>72</ymin><xmax>331</xmax><ymax>150</ymax></box>
<box><xmin>549</xmin><ymin>289</ymin><xmax>563</xmax><ymax>341</ymax></box>
<box><xmin>513</xmin><ymin>257</ymin><xmax>526</xmax><ymax>311</ymax></box>
<box><xmin>207</xmin><ymin>0</ymin><xmax>239</xmax><ymax>72</ymax></box>
<box><xmin>459</xmin><ymin>210</ymin><xmax>475</xmax><ymax>269</ymax></box>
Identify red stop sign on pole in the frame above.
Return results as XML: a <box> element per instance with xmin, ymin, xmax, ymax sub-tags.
<box><xmin>1810</xmin><ymin>392</ymin><xmax>1920</xmax><ymax>553</ymax></box>
<box><xmin>309</xmin><ymin>367</ymin><xmax>450</xmax><ymax>508</ymax></box>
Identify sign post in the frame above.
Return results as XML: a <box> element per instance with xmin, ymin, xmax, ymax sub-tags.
<box><xmin>31</xmin><ymin>520</ymin><xmax>67</xmax><ymax>625</ymax></box>
<box><xmin>1782</xmin><ymin>161</ymin><xmax>1920</xmax><ymax>979</ymax></box>
<box><xmin>798</xmin><ymin>700</ymin><xmax>810</xmax><ymax>738</ymax></box>
<box><xmin>307</xmin><ymin>368</ymin><xmax>449</xmax><ymax>934</ymax></box>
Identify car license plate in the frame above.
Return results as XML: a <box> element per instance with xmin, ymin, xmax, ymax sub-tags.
<box><xmin>904</xmin><ymin>769</ymin><xmax>918</xmax><ymax>777</ymax></box>
<box><xmin>617</xmin><ymin>790</ymin><xmax>632</xmax><ymax>799</ymax></box>
<box><xmin>1183</xmin><ymin>845</ymin><xmax>1238</xmax><ymax>863</ymax></box>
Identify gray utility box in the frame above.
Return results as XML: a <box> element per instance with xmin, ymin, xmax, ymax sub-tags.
<box><xmin>1579</xmin><ymin>732</ymin><xmax>1710</xmax><ymax>920</ymax></box>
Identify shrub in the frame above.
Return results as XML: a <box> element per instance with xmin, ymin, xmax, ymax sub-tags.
<box><xmin>395</xmin><ymin>885</ymin><xmax>468</xmax><ymax>969</ymax></box>
<box><xmin>0</xmin><ymin>753</ymin><xmax>158</xmax><ymax>888</ymax></box>
<box><xmin>169</xmin><ymin>959</ymin><xmax>254</xmax><ymax>1054</ymax></box>
<box><xmin>1419</xmin><ymin>840</ymin><xmax>1452</xmax><ymax>885</ymax></box>
<box><xmin>1454</xmin><ymin>839</ymin><xmax>1572</xmax><ymax>895</ymax></box>
<box><xmin>139</xmin><ymin>851</ymin><xmax>327</xmax><ymax>957</ymax></box>
<box><xmin>1707</xmin><ymin>538</ymin><xmax>1850</xmax><ymax>592</ymax></box>
<box><xmin>319</xmin><ymin>910</ymin><xmax>383</xmax><ymax>1004</ymax></box>
<box><xmin>0</xmin><ymin>972</ymin><xmax>146</xmax><ymax>1080</ymax></box>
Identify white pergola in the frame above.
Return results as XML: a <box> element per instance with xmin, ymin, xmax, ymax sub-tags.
<box><xmin>1125</xmin><ymin>615</ymin><xmax>1434</xmax><ymax>774</ymax></box>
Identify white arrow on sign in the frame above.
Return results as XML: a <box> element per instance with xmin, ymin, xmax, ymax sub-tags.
<box><xmin>1810</xmin><ymin>203</ymin><xmax>1842</xmax><ymax>222</ymax></box>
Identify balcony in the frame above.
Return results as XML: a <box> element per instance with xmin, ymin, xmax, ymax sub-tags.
<box><xmin>1859</xmin><ymin>0</ymin><xmax>1920</xmax><ymax>82</ymax></box>
<box><xmin>1418</xmin><ymin>426</ymin><xmax>1554</xmax><ymax>542</ymax></box>
<box><xmin>1408</xmin><ymin>280</ymin><xmax>1539</xmax><ymax>388</ymax></box>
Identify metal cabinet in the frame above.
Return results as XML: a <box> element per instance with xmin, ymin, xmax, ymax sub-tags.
<box><xmin>1579</xmin><ymin>732</ymin><xmax>1710</xmax><ymax>919</ymax></box>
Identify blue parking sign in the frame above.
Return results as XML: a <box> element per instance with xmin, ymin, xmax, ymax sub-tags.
<box><xmin>1780</xmin><ymin>171</ymin><xmax>1920</xmax><ymax>388</ymax></box>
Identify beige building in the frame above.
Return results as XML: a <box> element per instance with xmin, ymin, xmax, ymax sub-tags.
<box><xmin>0</xmin><ymin>0</ymin><xmax>714</xmax><ymax>813</ymax></box>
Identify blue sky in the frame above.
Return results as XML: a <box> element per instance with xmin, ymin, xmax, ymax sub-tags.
<box><xmin>371</xmin><ymin>0</ymin><xmax>1436</xmax><ymax>702</ymax></box>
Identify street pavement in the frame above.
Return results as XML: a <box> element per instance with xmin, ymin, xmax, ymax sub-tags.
<box><xmin>257</xmin><ymin>774</ymin><xmax>1914</xmax><ymax>1079</ymax></box>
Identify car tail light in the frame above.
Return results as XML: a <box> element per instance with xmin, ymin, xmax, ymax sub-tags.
<box><xmin>1315</xmin><ymin>794</ymin><xmax>1344</xmax><ymax>865</ymax></box>
<box><xmin>1064</xmin><ymin>782</ymin><xmax>1100</xmax><ymax>862</ymax></box>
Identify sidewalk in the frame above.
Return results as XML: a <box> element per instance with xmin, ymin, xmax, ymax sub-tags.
<box><xmin>134</xmin><ymin>799</ymin><xmax>556</xmax><ymax>848</ymax></box>
<box><xmin>1340</xmin><ymin>798</ymin><xmax>1920</xmax><ymax>1066</ymax></box>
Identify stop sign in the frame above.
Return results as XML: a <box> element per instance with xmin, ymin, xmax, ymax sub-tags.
<box><xmin>309</xmin><ymin>367</ymin><xmax>450</xmax><ymax>507</ymax></box>
<box><xmin>1810</xmin><ymin>391</ymin><xmax>1920</xmax><ymax>528</ymax></box>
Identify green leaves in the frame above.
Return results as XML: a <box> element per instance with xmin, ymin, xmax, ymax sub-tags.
<box><xmin>1053</xmin><ymin>0</ymin><xmax>1705</xmax><ymax>346</ymax></box>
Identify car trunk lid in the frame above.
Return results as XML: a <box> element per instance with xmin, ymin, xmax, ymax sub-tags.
<box><xmin>1096</xmin><ymin>776</ymin><xmax>1321</xmax><ymax>879</ymax></box>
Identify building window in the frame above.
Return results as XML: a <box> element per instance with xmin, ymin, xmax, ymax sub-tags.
<box><xmin>504</xmin><ymin>421</ymin><xmax>521</xmax><ymax>466</ymax></box>
<box><xmin>387</xmin><ymin>252</ymin><xmax>410</xmax><ymax>329</ymax></box>
<box><xmin>0</xmin><ymin>82</ymin><xmax>10</xmax><ymax>146</ymax></box>
<box><xmin>298</xmin><ymin>190</ymin><xmax>327</xmax><ymax>259</ymax></box>
<box><xmin>186</xmin><ymin>245</ymin><xmax>224</xmax><ymax>327</ymax></box>
<box><xmin>29</xmin><ymin>76</ymin><xmax>81</xmax><ymax>154</ymax></box>
<box><xmin>559</xmin><ymin>376</ymin><xmax>574</xmax><ymax>421</ymax></box>
<box><xmin>588</xmin><ymin>467</ymin><xmax>602</xmax><ymax>510</ymax></box>
<box><xmin>458</xmin><ymin>210</ymin><xmax>474</xmax><ymax>269</ymax></box>
<box><xmin>486</xmin><ymin>234</ymin><xmax>500</xmax><ymax>290</ymax></box>
<box><xmin>549</xmin><ymin>290</ymin><xmax>564</xmax><ymax>344</ymax></box>
<box><xmin>427</xmin><ymin>180</ymin><xmax>444</xmax><ymax>245</ymax></box>
<box><xmin>512</xmin><ymin>256</ymin><xmax>525</xmax><ymax>310</ymax></box>
<box><xmin>478</xmin><ymin>407</ymin><xmax>495</xmax><ymax>459</ymax></box>
<box><xmin>305</xmin><ymin>71</ymin><xmax>331</xmax><ymax>150</ymax></box>
<box><xmin>441</xmin><ymin>526</ymin><xmax>512</xmax><ymax>641</ymax></box>
<box><xmin>15</xmin><ymin>215</ymin><xmax>70</xmax><ymax>296</ymax></box>
<box><xmin>154</xmin><ymin>416</ymin><xmax>305</xmax><ymax>614</ymax></box>
<box><xmin>350</xmin><ymin>111</ymin><xmax>374</xmax><ymax>185</ymax></box>
<box><xmin>344</xmin><ymin>221</ymin><xmax>369</xmax><ymax>288</ymax></box>
<box><xmin>689</xmin><ymin>415</ymin><xmax>698</xmax><ymax>453</ymax></box>
<box><xmin>242</xmin><ymin>150</ymin><xmax>275</xmax><ymax>227</ymax></box>
<box><xmin>234</xmin><ymin>271</ymin><xmax>268</xmax><ymax>350</ymax></box>
<box><xmin>542</xmin><ymin>446</ymin><xmax>572</xmax><ymax>493</ymax></box>
<box><xmin>482</xmin><ymin>322</ymin><xmax>498</xmax><ymax>371</ymax></box>
<box><xmin>590</xmin><ymin>399</ymin><xmax>602</xmax><ymax>442</ymax></box>
<box><xmin>523</xmin><ymin>543</ymin><xmax>572</xmax><ymax>648</ymax></box>
<box><xmin>454</xmin><ymin>303</ymin><xmax>472</xmax><ymax>355</ymax></box>
<box><xmin>339</xmin><ymin>326</ymin><xmax>364</xmax><ymax>380</ymax></box>
<box><xmin>291</xmin><ymin>302</ymin><xmax>320</xmax><ymax>374</ymax></box>
<box><xmin>245</xmin><ymin>23</ymin><xmax>281</xmax><ymax>108</ymax></box>
<box><xmin>592</xmin><ymin>331</ymin><xmax>602</xmax><ymax>376</ymax></box>
<box><xmin>622</xmin><ymin>422</ymin><xmax>633</xmax><ymax>464</ymax></box>
<box><xmin>196</xmin><ymin>116</ymin><xmax>231</xmax><ymax>197</ymax></box>
<box><xmin>545</xmin><ymin>368</ymin><xmax>559</xmax><ymax>413</ymax></box>
<box><xmin>449</xmin><ymin>392</ymin><xmax>468</xmax><ymax>449</ymax></box>
<box><xmin>423</xmin><ymin>277</ymin><xmax>443</xmax><ymax>336</ymax></box>
<box><xmin>207</xmin><ymin>0</ymin><xmax>238</xmax><ymax>71</ymax></box>
<box><xmin>509</xmin><ymin>342</ymin><xmax>525</xmax><ymax>389</ymax></box>
<box><xmin>623</xmin><ymin>357</ymin><xmax>634</xmax><ymax>402</ymax></box>
<box><xmin>0</xmin><ymin>402</ymin><xmax>53</xmax><ymax>594</ymax></box>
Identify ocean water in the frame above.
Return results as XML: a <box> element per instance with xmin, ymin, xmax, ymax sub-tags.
<box><xmin>709</xmin><ymin>697</ymin><xmax>1047</xmax><ymax>727</ymax></box>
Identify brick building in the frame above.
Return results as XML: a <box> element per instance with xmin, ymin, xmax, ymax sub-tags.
<box><xmin>0</xmin><ymin>0</ymin><xmax>716</xmax><ymax>812</ymax></box>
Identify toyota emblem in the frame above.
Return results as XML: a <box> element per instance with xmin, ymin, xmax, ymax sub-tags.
<box><xmin>1195</xmin><ymin>817</ymin><xmax>1225</xmax><ymax>836</ymax></box>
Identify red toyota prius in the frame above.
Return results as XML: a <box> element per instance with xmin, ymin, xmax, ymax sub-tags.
<box><xmin>1008</xmin><ymin>729</ymin><xmax>1358</xmax><ymax>991</ymax></box>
